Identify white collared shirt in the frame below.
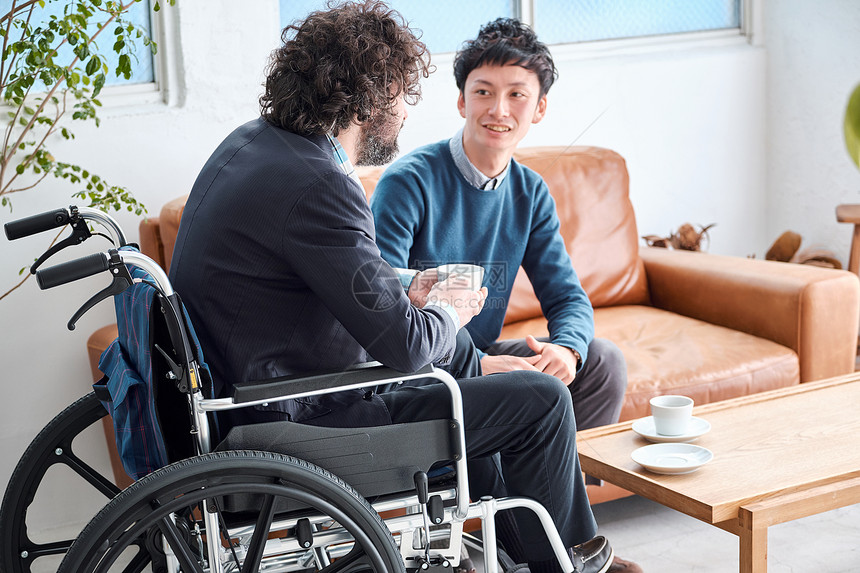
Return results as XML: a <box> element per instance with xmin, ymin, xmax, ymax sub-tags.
<box><xmin>448</xmin><ymin>127</ymin><xmax>510</xmax><ymax>190</ymax></box>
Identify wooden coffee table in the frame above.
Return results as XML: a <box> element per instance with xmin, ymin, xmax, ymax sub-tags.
<box><xmin>577</xmin><ymin>373</ymin><xmax>860</xmax><ymax>573</ymax></box>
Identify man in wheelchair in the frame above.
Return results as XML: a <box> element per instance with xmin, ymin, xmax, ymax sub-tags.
<box><xmin>168</xmin><ymin>2</ymin><xmax>641</xmax><ymax>573</ymax></box>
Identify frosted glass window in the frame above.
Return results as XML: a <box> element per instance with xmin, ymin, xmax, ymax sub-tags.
<box><xmin>0</xmin><ymin>0</ymin><xmax>154</xmax><ymax>87</ymax></box>
<box><xmin>534</xmin><ymin>0</ymin><xmax>741</xmax><ymax>44</ymax></box>
<box><xmin>279</xmin><ymin>0</ymin><xmax>514</xmax><ymax>54</ymax></box>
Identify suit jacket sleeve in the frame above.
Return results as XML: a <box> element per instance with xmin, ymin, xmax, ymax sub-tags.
<box><xmin>283</xmin><ymin>172</ymin><xmax>456</xmax><ymax>371</ymax></box>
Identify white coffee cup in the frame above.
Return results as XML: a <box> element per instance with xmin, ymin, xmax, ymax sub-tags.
<box><xmin>436</xmin><ymin>263</ymin><xmax>485</xmax><ymax>290</ymax></box>
<box><xmin>649</xmin><ymin>395</ymin><xmax>694</xmax><ymax>436</ymax></box>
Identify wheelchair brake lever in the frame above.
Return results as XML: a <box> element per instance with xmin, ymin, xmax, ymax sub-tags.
<box><xmin>30</xmin><ymin>209</ymin><xmax>93</xmax><ymax>274</ymax></box>
<box><xmin>154</xmin><ymin>343</ymin><xmax>186</xmax><ymax>390</ymax></box>
<box><xmin>414</xmin><ymin>471</ymin><xmax>434</xmax><ymax>569</ymax></box>
<box><xmin>410</xmin><ymin>472</ymin><xmax>451</xmax><ymax>570</ymax></box>
<box><xmin>414</xmin><ymin>471</ymin><xmax>429</xmax><ymax>505</ymax></box>
<box><xmin>66</xmin><ymin>250</ymin><xmax>133</xmax><ymax>331</ymax></box>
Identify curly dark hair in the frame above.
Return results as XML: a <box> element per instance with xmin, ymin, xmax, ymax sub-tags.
<box><xmin>260</xmin><ymin>0</ymin><xmax>431</xmax><ymax>136</ymax></box>
<box><xmin>454</xmin><ymin>18</ymin><xmax>557</xmax><ymax>97</ymax></box>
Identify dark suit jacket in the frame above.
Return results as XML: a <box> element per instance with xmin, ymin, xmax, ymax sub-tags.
<box><xmin>170</xmin><ymin>118</ymin><xmax>456</xmax><ymax>427</ymax></box>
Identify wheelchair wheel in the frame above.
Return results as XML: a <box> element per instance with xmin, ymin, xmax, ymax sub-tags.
<box><xmin>0</xmin><ymin>392</ymin><xmax>121</xmax><ymax>573</ymax></box>
<box><xmin>60</xmin><ymin>450</ymin><xmax>406</xmax><ymax>573</ymax></box>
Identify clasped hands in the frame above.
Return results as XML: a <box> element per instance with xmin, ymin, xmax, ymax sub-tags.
<box><xmin>407</xmin><ymin>268</ymin><xmax>577</xmax><ymax>384</ymax></box>
<box><xmin>480</xmin><ymin>336</ymin><xmax>579</xmax><ymax>385</ymax></box>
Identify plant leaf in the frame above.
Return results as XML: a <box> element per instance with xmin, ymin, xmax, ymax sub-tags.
<box><xmin>846</xmin><ymin>83</ymin><xmax>860</xmax><ymax>171</ymax></box>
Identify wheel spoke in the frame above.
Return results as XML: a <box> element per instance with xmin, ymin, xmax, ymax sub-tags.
<box><xmin>61</xmin><ymin>451</ymin><xmax>122</xmax><ymax>499</ymax></box>
<box><xmin>241</xmin><ymin>494</ymin><xmax>276</xmax><ymax>573</ymax></box>
<box><xmin>319</xmin><ymin>543</ymin><xmax>375</xmax><ymax>573</ymax></box>
<box><xmin>24</xmin><ymin>538</ymin><xmax>77</xmax><ymax>558</ymax></box>
<box><xmin>118</xmin><ymin>542</ymin><xmax>152</xmax><ymax>573</ymax></box>
<box><xmin>156</xmin><ymin>516</ymin><xmax>204</xmax><ymax>573</ymax></box>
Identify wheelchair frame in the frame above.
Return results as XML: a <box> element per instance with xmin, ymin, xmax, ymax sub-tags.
<box><xmin>1</xmin><ymin>206</ymin><xmax>577</xmax><ymax>573</ymax></box>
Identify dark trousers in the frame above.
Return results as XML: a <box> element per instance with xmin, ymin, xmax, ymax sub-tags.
<box><xmin>380</xmin><ymin>328</ymin><xmax>598</xmax><ymax>561</ymax></box>
<box><xmin>477</xmin><ymin>336</ymin><xmax>627</xmax><ymax>486</ymax></box>
<box><xmin>484</xmin><ymin>337</ymin><xmax>628</xmax><ymax>432</ymax></box>
<box><xmin>380</xmin><ymin>370</ymin><xmax>597</xmax><ymax>561</ymax></box>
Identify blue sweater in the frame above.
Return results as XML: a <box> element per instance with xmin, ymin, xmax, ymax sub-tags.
<box><xmin>371</xmin><ymin>140</ymin><xmax>594</xmax><ymax>364</ymax></box>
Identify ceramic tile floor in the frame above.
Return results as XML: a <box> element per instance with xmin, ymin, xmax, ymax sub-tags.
<box><xmin>473</xmin><ymin>495</ymin><xmax>860</xmax><ymax>572</ymax></box>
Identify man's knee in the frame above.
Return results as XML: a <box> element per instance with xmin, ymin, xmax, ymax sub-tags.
<box><xmin>515</xmin><ymin>371</ymin><xmax>575</xmax><ymax>422</ymax></box>
<box><xmin>587</xmin><ymin>338</ymin><xmax>627</xmax><ymax>390</ymax></box>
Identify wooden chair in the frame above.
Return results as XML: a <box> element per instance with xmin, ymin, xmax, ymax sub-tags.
<box><xmin>836</xmin><ymin>203</ymin><xmax>860</xmax><ymax>369</ymax></box>
<box><xmin>837</xmin><ymin>204</ymin><xmax>860</xmax><ymax>275</ymax></box>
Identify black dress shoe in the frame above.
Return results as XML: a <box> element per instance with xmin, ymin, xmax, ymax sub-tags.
<box><xmin>571</xmin><ymin>535</ymin><xmax>614</xmax><ymax>573</ymax></box>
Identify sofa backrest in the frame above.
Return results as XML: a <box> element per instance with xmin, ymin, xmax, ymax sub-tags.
<box><xmin>148</xmin><ymin>146</ymin><xmax>649</xmax><ymax>320</ymax></box>
<box><xmin>505</xmin><ymin>146</ymin><xmax>649</xmax><ymax>320</ymax></box>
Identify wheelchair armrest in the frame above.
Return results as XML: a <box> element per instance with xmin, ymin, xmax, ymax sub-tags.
<box><xmin>200</xmin><ymin>363</ymin><xmax>470</xmax><ymax>520</ymax></box>
<box><xmin>231</xmin><ymin>362</ymin><xmax>434</xmax><ymax>404</ymax></box>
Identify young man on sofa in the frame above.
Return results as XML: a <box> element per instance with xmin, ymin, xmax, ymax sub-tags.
<box><xmin>370</xmin><ymin>18</ymin><xmax>636</xmax><ymax>572</ymax></box>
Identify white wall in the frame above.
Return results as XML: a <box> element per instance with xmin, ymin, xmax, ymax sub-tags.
<box><xmin>0</xmin><ymin>0</ymin><xmax>856</xmax><ymax>544</ymax></box>
<box><xmin>402</xmin><ymin>41</ymin><xmax>768</xmax><ymax>257</ymax></box>
<box><xmin>765</xmin><ymin>0</ymin><xmax>860</xmax><ymax>265</ymax></box>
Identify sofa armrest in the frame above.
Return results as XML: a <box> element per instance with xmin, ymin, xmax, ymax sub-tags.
<box><xmin>641</xmin><ymin>247</ymin><xmax>860</xmax><ymax>382</ymax></box>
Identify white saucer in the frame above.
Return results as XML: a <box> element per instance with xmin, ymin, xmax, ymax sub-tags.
<box><xmin>631</xmin><ymin>443</ymin><xmax>713</xmax><ymax>475</ymax></box>
<box><xmin>631</xmin><ymin>416</ymin><xmax>711</xmax><ymax>443</ymax></box>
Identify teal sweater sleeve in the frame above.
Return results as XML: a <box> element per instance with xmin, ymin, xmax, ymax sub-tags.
<box><xmin>371</xmin><ymin>164</ymin><xmax>423</xmax><ymax>270</ymax></box>
<box><xmin>521</xmin><ymin>181</ymin><xmax>594</xmax><ymax>364</ymax></box>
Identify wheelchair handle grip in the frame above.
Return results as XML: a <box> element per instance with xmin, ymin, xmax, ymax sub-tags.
<box><xmin>4</xmin><ymin>208</ymin><xmax>70</xmax><ymax>240</ymax></box>
<box><xmin>36</xmin><ymin>252</ymin><xmax>110</xmax><ymax>290</ymax></box>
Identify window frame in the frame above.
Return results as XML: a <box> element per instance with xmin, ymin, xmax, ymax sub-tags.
<box><xmin>84</xmin><ymin>0</ymin><xmax>180</xmax><ymax>110</ymax></box>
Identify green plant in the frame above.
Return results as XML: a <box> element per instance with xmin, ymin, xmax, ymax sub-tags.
<box><xmin>846</xmin><ymin>83</ymin><xmax>860</xmax><ymax>171</ymax></box>
<box><xmin>0</xmin><ymin>0</ymin><xmax>173</xmax><ymax>299</ymax></box>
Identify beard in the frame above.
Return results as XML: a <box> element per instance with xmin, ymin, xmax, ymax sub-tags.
<box><xmin>355</xmin><ymin>109</ymin><xmax>402</xmax><ymax>166</ymax></box>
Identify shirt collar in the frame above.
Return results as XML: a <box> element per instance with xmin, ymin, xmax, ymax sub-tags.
<box><xmin>448</xmin><ymin>128</ymin><xmax>510</xmax><ymax>190</ymax></box>
<box><xmin>326</xmin><ymin>133</ymin><xmax>365</xmax><ymax>189</ymax></box>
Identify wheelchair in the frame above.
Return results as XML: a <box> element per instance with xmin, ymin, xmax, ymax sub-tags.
<box><xmin>1</xmin><ymin>206</ymin><xmax>578</xmax><ymax>573</ymax></box>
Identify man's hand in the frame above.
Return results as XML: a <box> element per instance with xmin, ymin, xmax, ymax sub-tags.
<box><xmin>426</xmin><ymin>275</ymin><xmax>487</xmax><ymax>328</ymax></box>
<box><xmin>407</xmin><ymin>268</ymin><xmax>439</xmax><ymax>307</ymax></box>
<box><xmin>525</xmin><ymin>335</ymin><xmax>579</xmax><ymax>385</ymax></box>
<box><xmin>480</xmin><ymin>353</ymin><xmax>542</xmax><ymax>375</ymax></box>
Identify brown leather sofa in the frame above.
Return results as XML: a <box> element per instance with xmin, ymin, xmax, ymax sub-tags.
<box><xmin>87</xmin><ymin>145</ymin><xmax>860</xmax><ymax>500</ymax></box>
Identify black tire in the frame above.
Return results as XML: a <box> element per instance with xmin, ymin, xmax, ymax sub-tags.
<box><xmin>59</xmin><ymin>450</ymin><xmax>406</xmax><ymax>573</ymax></box>
<box><xmin>0</xmin><ymin>392</ymin><xmax>121</xmax><ymax>573</ymax></box>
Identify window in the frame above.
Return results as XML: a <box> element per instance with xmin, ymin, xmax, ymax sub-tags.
<box><xmin>279</xmin><ymin>0</ymin><xmax>513</xmax><ymax>55</ymax></box>
<box><xmin>0</xmin><ymin>0</ymin><xmax>157</xmax><ymax>90</ymax></box>
<box><xmin>279</xmin><ymin>0</ymin><xmax>744</xmax><ymax>54</ymax></box>
<box><xmin>533</xmin><ymin>0</ymin><xmax>741</xmax><ymax>45</ymax></box>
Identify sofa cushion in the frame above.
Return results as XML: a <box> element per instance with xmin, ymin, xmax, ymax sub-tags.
<box><xmin>499</xmin><ymin>305</ymin><xmax>800</xmax><ymax>422</ymax></box>
<box><xmin>594</xmin><ymin>305</ymin><xmax>800</xmax><ymax>420</ymax></box>
<box><xmin>505</xmin><ymin>147</ymin><xmax>649</xmax><ymax>324</ymax></box>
